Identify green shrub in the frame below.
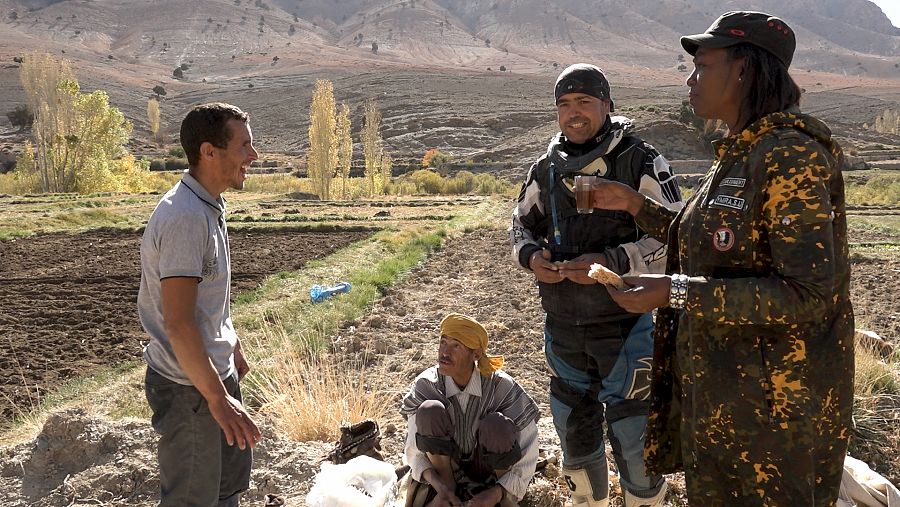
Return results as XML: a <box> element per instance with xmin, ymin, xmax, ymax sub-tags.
<box><xmin>846</xmin><ymin>175</ymin><xmax>900</xmax><ymax>206</ymax></box>
<box><xmin>444</xmin><ymin>170</ymin><xmax>475</xmax><ymax>194</ymax></box>
<box><xmin>409</xmin><ymin>169</ymin><xmax>444</xmax><ymax>194</ymax></box>
<box><xmin>678</xmin><ymin>100</ymin><xmax>704</xmax><ymax>130</ymax></box>
<box><xmin>386</xmin><ymin>169</ymin><xmax>514</xmax><ymax>196</ymax></box>
<box><xmin>472</xmin><ymin>173</ymin><xmax>511</xmax><ymax>195</ymax></box>
<box><xmin>164</xmin><ymin>158</ymin><xmax>188</xmax><ymax>171</ymax></box>
<box><xmin>6</xmin><ymin>104</ymin><xmax>33</xmax><ymax>130</ymax></box>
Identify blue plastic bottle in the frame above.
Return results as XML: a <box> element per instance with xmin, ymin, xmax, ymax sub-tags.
<box><xmin>310</xmin><ymin>281</ymin><xmax>352</xmax><ymax>303</ymax></box>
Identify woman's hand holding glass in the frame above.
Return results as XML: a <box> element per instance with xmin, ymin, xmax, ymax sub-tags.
<box><xmin>590</xmin><ymin>179</ymin><xmax>646</xmax><ymax>217</ymax></box>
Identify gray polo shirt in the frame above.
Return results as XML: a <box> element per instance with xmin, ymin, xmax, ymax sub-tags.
<box><xmin>138</xmin><ymin>173</ymin><xmax>236</xmax><ymax>385</ymax></box>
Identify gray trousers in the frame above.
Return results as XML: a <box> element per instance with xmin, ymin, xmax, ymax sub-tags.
<box><xmin>416</xmin><ymin>399</ymin><xmax>522</xmax><ymax>486</ymax></box>
<box><xmin>145</xmin><ymin>367</ymin><xmax>251</xmax><ymax>507</ymax></box>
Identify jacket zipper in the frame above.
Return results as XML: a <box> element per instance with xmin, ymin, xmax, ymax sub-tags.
<box><xmin>758</xmin><ymin>336</ymin><xmax>775</xmax><ymax>424</ymax></box>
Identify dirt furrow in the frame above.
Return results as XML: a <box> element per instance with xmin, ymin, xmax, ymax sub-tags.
<box><xmin>0</xmin><ymin>228</ymin><xmax>373</xmax><ymax>421</ymax></box>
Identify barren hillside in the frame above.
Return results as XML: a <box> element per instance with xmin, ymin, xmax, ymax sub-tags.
<box><xmin>1</xmin><ymin>0</ymin><xmax>899</xmax><ymax>164</ymax></box>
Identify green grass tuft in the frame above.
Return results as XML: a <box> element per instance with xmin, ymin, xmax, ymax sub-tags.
<box><xmin>56</xmin><ymin>208</ymin><xmax>129</xmax><ymax>228</ymax></box>
<box><xmin>0</xmin><ymin>228</ymin><xmax>31</xmax><ymax>241</ymax></box>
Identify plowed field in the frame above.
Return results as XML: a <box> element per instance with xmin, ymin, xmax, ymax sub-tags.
<box><xmin>0</xmin><ymin>228</ymin><xmax>372</xmax><ymax>420</ymax></box>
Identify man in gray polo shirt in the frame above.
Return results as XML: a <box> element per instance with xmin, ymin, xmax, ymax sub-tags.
<box><xmin>138</xmin><ymin>102</ymin><xmax>262</xmax><ymax>507</ymax></box>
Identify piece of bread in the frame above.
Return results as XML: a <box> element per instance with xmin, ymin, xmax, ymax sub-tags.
<box><xmin>588</xmin><ymin>263</ymin><xmax>627</xmax><ymax>290</ymax></box>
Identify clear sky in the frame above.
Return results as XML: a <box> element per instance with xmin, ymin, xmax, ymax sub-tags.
<box><xmin>869</xmin><ymin>0</ymin><xmax>900</xmax><ymax>28</ymax></box>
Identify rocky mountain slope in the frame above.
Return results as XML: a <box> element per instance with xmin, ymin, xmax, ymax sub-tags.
<box><xmin>1</xmin><ymin>0</ymin><xmax>898</xmax><ymax>164</ymax></box>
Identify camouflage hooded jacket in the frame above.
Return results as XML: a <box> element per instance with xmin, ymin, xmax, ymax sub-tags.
<box><xmin>635</xmin><ymin>110</ymin><xmax>854</xmax><ymax>503</ymax></box>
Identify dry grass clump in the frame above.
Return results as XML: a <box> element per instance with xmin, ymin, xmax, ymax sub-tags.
<box><xmin>851</xmin><ymin>335</ymin><xmax>900</xmax><ymax>485</ymax></box>
<box><xmin>248</xmin><ymin>323</ymin><xmax>399</xmax><ymax>442</ymax></box>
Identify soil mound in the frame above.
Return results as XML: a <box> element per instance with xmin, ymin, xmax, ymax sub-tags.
<box><xmin>0</xmin><ymin>408</ymin><xmax>328</xmax><ymax>506</ymax></box>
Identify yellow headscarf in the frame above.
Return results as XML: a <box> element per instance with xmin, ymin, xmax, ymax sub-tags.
<box><xmin>439</xmin><ymin>313</ymin><xmax>505</xmax><ymax>377</ymax></box>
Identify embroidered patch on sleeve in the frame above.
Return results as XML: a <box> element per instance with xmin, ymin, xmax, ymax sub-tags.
<box><xmin>712</xmin><ymin>195</ymin><xmax>745</xmax><ymax>210</ymax></box>
<box><xmin>720</xmin><ymin>177</ymin><xmax>746</xmax><ymax>188</ymax></box>
<box><xmin>713</xmin><ymin>227</ymin><xmax>735</xmax><ymax>251</ymax></box>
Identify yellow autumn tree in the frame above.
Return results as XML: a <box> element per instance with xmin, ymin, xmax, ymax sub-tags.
<box><xmin>17</xmin><ymin>52</ymin><xmax>146</xmax><ymax>193</ymax></box>
<box><xmin>422</xmin><ymin>148</ymin><xmax>449</xmax><ymax>169</ymax></box>
<box><xmin>362</xmin><ymin>98</ymin><xmax>384</xmax><ymax>196</ymax></box>
<box><xmin>147</xmin><ymin>98</ymin><xmax>161</xmax><ymax>144</ymax></box>
<box><xmin>379</xmin><ymin>151</ymin><xmax>393</xmax><ymax>192</ymax></box>
<box><xmin>307</xmin><ymin>79</ymin><xmax>337</xmax><ymax>199</ymax></box>
<box><xmin>334</xmin><ymin>102</ymin><xmax>353</xmax><ymax>200</ymax></box>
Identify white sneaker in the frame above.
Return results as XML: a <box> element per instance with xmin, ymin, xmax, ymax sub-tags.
<box><xmin>623</xmin><ymin>480</ymin><xmax>668</xmax><ymax>507</ymax></box>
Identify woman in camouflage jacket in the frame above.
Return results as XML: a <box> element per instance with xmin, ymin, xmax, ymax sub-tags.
<box><xmin>587</xmin><ymin>11</ymin><xmax>854</xmax><ymax>507</ymax></box>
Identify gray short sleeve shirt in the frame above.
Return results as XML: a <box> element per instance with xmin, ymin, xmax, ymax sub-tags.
<box><xmin>138</xmin><ymin>172</ymin><xmax>236</xmax><ymax>385</ymax></box>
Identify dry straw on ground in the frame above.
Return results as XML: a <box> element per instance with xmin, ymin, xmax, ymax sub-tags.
<box><xmin>250</xmin><ymin>322</ymin><xmax>406</xmax><ymax>443</ymax></box>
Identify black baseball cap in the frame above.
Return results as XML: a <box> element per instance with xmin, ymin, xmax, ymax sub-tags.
<box><xmin>554</xmin><ymin>63</ymin><xmax>615</xmax><ymax>112</ymax></box>
<box><xmin>681</xmin><ymin>11</ymin><xmax>796</xmax><ymax>68</ymax></box>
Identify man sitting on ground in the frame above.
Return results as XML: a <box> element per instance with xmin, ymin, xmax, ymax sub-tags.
<box><xmin>401</xmin><ymin>313</ymin><xmax>540</xmax><ymax>507</ymax></box>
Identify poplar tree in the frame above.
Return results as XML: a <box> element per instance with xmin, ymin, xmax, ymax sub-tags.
<box><xmin>362</xmin><ymin>99</ymin><xmax>384</xmax><ymax>196</ymax></box>
<box><xmin>334</xmin><ymin>103</ymin><xmax>353</xmax><ymax>200</ymax></box>
<box><xmin>307</xmin><ymin>79</ymin><xmax>337</xmax><ymax>199</ymax></box>
<box><xmin>379</xmin><ymin>151</ymin><xmax>393</xmax><ymax>192</ymax></box>
<box><xmin>147</xmin><ymin>98</ymin><xmax>161</xmax><ymax>144</ymax></box>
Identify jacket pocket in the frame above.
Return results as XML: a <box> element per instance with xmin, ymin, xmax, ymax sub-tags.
<box><xmin>757</xmin><ymin>332</ymin><xmax>810</xmax><ymax>425</ymax></box>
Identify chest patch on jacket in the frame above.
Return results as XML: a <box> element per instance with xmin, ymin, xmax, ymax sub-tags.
<box><xmin>720</xmin><ymin>177</ymin><xmax>746</xmax><ymax>188</ymax></box>
<box><xmin>712</xmin><ymin>195</ymin><xmax>745</xmax><ymax>210</ymax></box>
<box><xmin>713</xmin><ymin>227</ymin><xmax>735</xmax><ymax>252</ymax></box>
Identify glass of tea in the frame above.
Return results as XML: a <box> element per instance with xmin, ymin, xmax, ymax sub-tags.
<box><xmin>574</xmin><ymin>175</ymin><xmax>598</xmax><ymax>214</ymax></box>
